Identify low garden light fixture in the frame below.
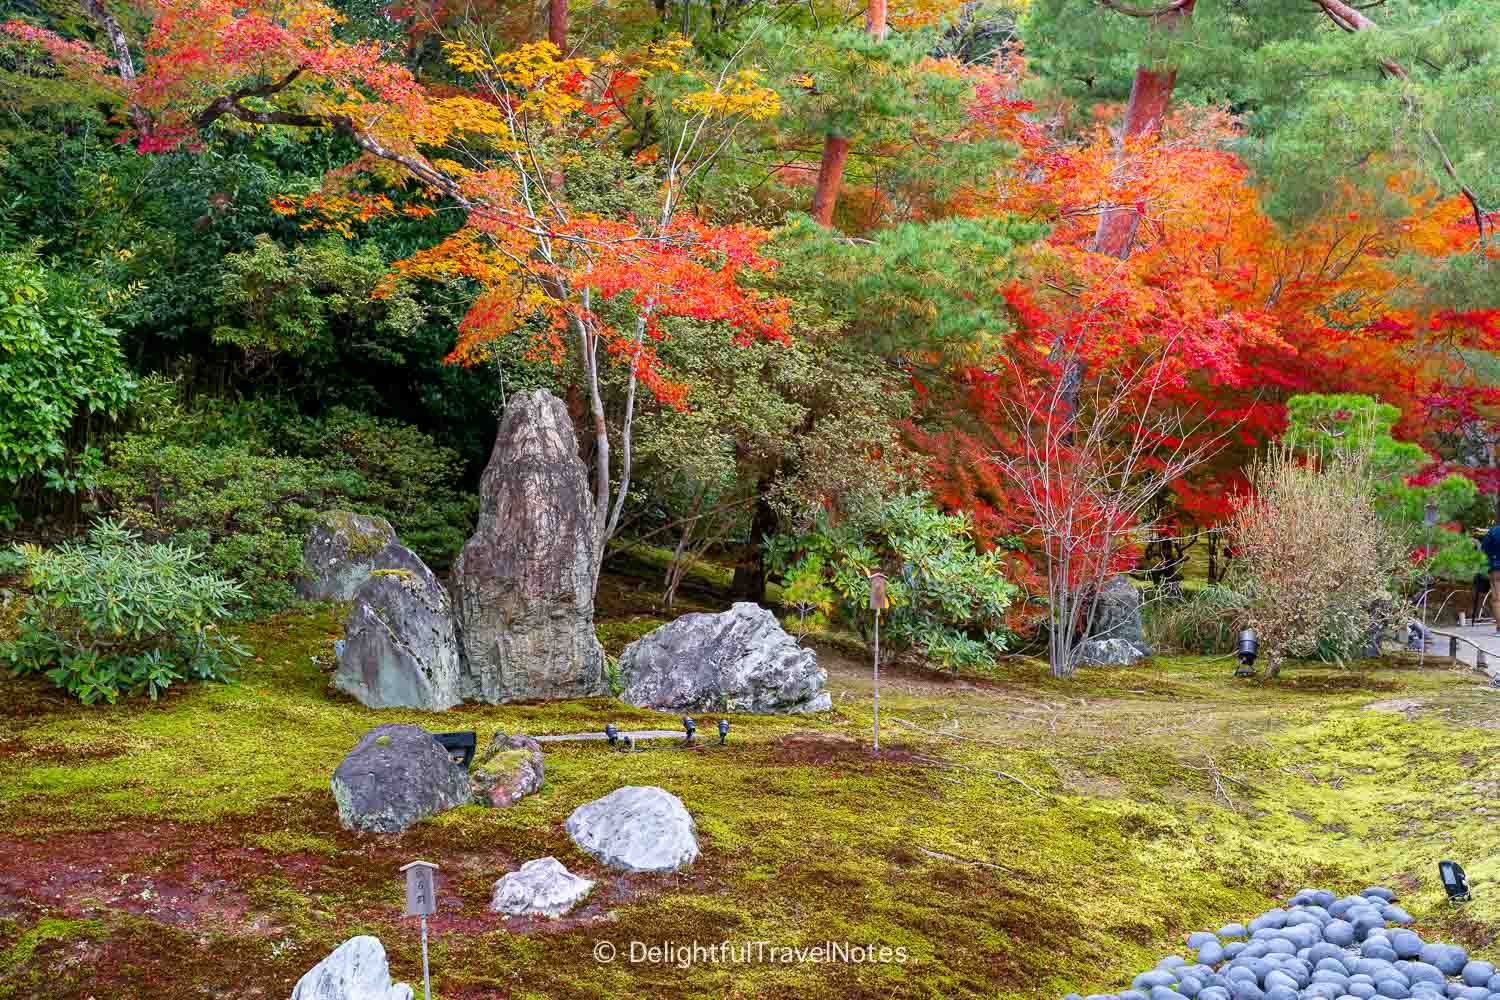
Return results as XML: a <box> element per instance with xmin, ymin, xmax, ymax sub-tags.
<box><xmin>682</xmin><ymin>717</ymin><xmax>697</xmax><ymax>743</ymax></box>
<box><xmin>604</xmin><ymin>723</ymin><xmax>619</xmax><ymax>747</ymax></box>
<box><xmin>1440</xmin><ymin>860</ymin><xmax>1471</xmax><ymax>903</ymax></box>
<box><xmin>718</xmin><ymin>719</ymin><xmax>729</xmax><ymax>745</ymax></box>
<box><xmin>1235</xmin><ymin>629</ymin><xmax>1259</xmax><ymax>677</ymax></box>
<box><xmin>432</xmin><ymin>731</ymin><xmax>477</xmax><ymax>769</ymax></box>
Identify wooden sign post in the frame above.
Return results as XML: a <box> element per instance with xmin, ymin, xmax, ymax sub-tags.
<box><xmin>401</xmin><ymin>860</ymin><xmax>439</xmax><ymax>1000</ymax></box>
<box><xmin>868</xmin><ymin>572</ymin><xmax>888</xmax><ymax>754</ymax></box>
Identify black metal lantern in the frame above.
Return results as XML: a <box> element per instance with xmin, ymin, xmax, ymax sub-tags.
<box><xmin>605</xmin><ymin>722</ymin><xmax>619</xmax><ymax>747</ymax></box>
<box><xmin>718</xmin><ymin>719</ymin><xmax>729</xmax><ymax>745</ymax></box>
<box><xmin>682</xmin><ymin>716</ymin><xmax>697</xmax><ymax>743</ymax></box>
<box><xmin>432</xmin><ymin>731</ymin><xmax>477</xmax><ymax>769</ymax></box>
<box><xmin>1440</xmin><ymin>860</ymin><xmax>1471</xmax><ymax>902</ymax></box>
<box><xmin>1235</xmin><ymin>629</ymin><xmax>1259</xmax><ymax>676</ymax></box>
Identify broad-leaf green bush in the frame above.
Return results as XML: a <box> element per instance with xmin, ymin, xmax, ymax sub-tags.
<box><xmin>2</xmin><ymin>520</ymin><xmax>248</xmax><ymax>704</ymax></box>
<box><xmin>770</xmin><ymin>493</ymin><xmax>1018</xmax><ymax>670</ymax></box>
<box><xmin>0</xmin><ymin>249</ymin><xmax>135</xmax><ymax>503</ymax></box>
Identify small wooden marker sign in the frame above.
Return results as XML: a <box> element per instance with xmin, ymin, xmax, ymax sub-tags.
<box><xmin>401</xmin><ymin>860</ymin><xmax>439</xmax><ymax>917</ymax></box>
<box><xmin>868</xmin><ymin>572</ymin><xmax>888</xmax><ymax>611</ymax></box>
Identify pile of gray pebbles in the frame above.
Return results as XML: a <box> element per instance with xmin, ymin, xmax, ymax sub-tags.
<box><xmin>1064</xmin><ymin>887</ymin><xmax>1494</xmax><ymax>1000</ymax></box>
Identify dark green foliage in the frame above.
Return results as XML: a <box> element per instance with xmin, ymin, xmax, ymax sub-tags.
<box><xmin>93</xmin><ymin>435</ymin><xmax>354</xmax><ymax>613</ymax></box>
<box><xmin>272</xmin><ymin>406</ymin><xmax>477</xmax><ymax>565</ymax></box>
<box><xmin>2</xmin><ymin>519</ymin><xmax>249</xmax><ymax>704</ymax></box>
<box><xmin>92</xmin><ymin>401</ymin><xmax>477</xmax><ymax>611</ymax></box>
<box><xmin>213</xmin><ymin>235</ymin><xmax>425</xmax><ymax>364</ymax></box>
<box><xmin>0</xmin><ymin>250</ymin><xmax>135</xmax><ymax>509</ymax></box>
<box><xmin>769</xmin><ymin>493</ymin><xmax>1019</xmax><ymax>670</ymax></box>
<box><xmin>770</xmin><ymin>216</ymin><xmax>1044</xmax><ymax>362</ymax></box>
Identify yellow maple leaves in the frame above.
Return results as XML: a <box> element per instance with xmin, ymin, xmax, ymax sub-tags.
<box><xmin>674</xmin><ymin>68</ymin><xmax>781</xmax><ymax>121</ymax></box>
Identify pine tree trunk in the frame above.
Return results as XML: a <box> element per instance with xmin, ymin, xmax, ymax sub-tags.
<box><xmin>1091</xmin><ymin>0</ymin><xmax>1196</xmax><ymax>258</ymax></box>
<box><xmin>809</xmin><ymin>134</ymin><xmax>851</xmax><ymax>228</ymax></box>
<box><xmin>548</xmin><ymin>0</ymin><xmax>568</xmax><ymax>51</ymax></box>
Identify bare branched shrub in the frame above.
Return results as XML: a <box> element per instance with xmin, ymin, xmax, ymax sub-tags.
<box><xmin>994</xmin><ymin>346</ymin><xmax>1233</xmax><ymax>679</ymax></box>
<box><xmin>1229</xmin><ymin>447</ymin><xmax>1407</xmax><ymax>677</ymax></box>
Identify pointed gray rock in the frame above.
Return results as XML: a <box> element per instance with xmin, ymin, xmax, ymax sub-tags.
<box><xmin>453</xmin><ymin>391</ymin><xmax>604</xmax><ymax>703</ymax></box>
<box><xmin>334</xmin><ymin>546</ymin><xmax>461</xmax><ymax>711</ymax></box>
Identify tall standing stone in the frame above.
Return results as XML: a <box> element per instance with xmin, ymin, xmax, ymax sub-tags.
<box><xmin>453</xmin><ymin>390</ymin><xmax>605</xmax><ymax>702</ymax></box>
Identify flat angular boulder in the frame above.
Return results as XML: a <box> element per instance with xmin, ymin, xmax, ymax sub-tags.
<box><xmin>291</xmin><ymin>935</ymin><xmax>413</xmax><ymax>1000</ymax></box>
<box><xmin>332</xmin><ymin>724</ymin><xmax>472</xmax><ymax>833</ymax></box>
<box><xmin>453</xmin><ymin>390</ymin><xmax>605</xmax><ymax>703</ymax></box>
<box><xmin>471</xmin><ymin>732</ymin><xmax>545</xmax><ymax>807</ymax></box>
<box><xmin>334</xmin><ymin>546</ymin><xmax>462</xmax><ymax>711</ymax></box>
<box><xmin>565</xmin><ymin>785</ymin><xmax>699</xmax><ymax>873</ymax></box>
<box><xmin>619</xmin><ymin>602</ymin><xmax>831</xmax><ymax>714</ymax></box>
<box><xmin>489</xmin><ymin>857</ymin><xmax>594</xmax><ymax>917</ymax></box>
<box><xmin>298</xmin><ymin>512</ymin><xmax>401</xmax><ymax>601</ymax></box>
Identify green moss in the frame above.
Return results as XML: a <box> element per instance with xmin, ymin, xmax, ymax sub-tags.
<box><xmin>5</xmin><ymin>599</ymin><xmax>1500</xmax><ymax>998</ymax></box>
<box><xmin>252</xmin><ymin>829</ymin><xmax>339</xmax><ymax>856</ymax></box>
<box><xmin>0</xmin><ymin>917</ymin><xmax>104</xmax><ymax>977</ymax></box>
<box><xmin>595</xmin><ymin>618</ymin><xmax>667</xmax><ymax>655</ymax></box>
<box><xmin>319</xmin><ymin>510</ymin><xmax>393</xmax><ymax>558</ymax></box>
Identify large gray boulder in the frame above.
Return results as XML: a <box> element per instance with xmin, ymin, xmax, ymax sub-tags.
<box><xmin>470</xmin><ymin>732</ymin><xmax>545</xmax><ymax>807</ymax></box>
<box><xmin>297</xmin><ymin>512</ymin><xmax>401</xmax><ymax>601</ymax></box>
<box><xmin>453</xmin><ymin>391</ymin><xmax>605</xmax><ymax>703</ymax></box>
<box><xmin>565</xmin><ymin>786</ymin><xmax>699</xmax><ymax>873</ymax></box>
<box><xmin>618</xmin><ymin>602</ymin><xmax>831</xmax><ymax>714</ymax></box>
<box><xmin>331</xmin><ymin>724</ymin><xmax>472</xmax><ymax>833</ymax></box>
<box><xmin>1077</xmin><ymin>575</ymin><xmax>1150</xmax><ymax>666</ymax></box>
<box><xmin>333</xmin><ymin>546</ymin><xmax>462</xmax><ymax>711</ymax></box>
<box><xmin>290</xmin><ymin>936</ymin><xmax>413</xmax><ymax>1000</ymax></box>
<box><xmin>489</xmin><ymin>857</ymin><xmax>594</xmax><ymax>917</ymax></box>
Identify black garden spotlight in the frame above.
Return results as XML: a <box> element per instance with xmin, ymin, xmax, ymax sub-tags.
<box><xmin>1234</xmin><ymin>629</ymin><xmax>1259</xmax><ymax>677</ymax></box>
<box><xmin>605</xmin><ymin>722</ymin><xmax>619</xmax><ymax>747</ymax></box>
<box><xmin>1440</xmin><ymin>860</ymin><xmax>1472</xmax><ymax>903</ymax></box>
<box><xmin>682</xmin><ymin>716</ymin><xmax>697</xmax><ymax>743</ymax></box>
<box><xmin>718</xmin><ymin>719</ymin><xmax>729</xmax><ymax>745</ymax></box>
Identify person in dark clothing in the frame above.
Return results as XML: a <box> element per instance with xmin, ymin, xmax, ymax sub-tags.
<box><xmin>1483</xmin><ymin>525</ymin><xmax>1500</xmax><ymax>631</ymax></box>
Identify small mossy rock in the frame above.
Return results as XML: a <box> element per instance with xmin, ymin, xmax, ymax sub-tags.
<box><xmin>618</xmin><ymin>602</ymin><xmax>831</xmax><ymax>714</ymax></box>
<box><xmin>565</xmin><ymin>785</ymin><xmax>698</xmax><ymax>873</ymax></box>
<box><xmin>290</xmin><ymin>935</ymin><xmax>413</xmax><ymax>1000</ymax></box>
<box><xmin>298</xmin><ymin>512</ymin><xmax>401</xmax><ymax>601</ymax></box>
<box><xmin>489</xmin><ymin>857</ymin><xmax>594</xmax><ymax>917</ymax></box>
<box><xmin>453</xmin><ymin>390</ymin><xmax>605</xmax><ymax>703</ymax></box>
<box><xmin>334</xmin><ymin>547</ymin><xmax>461</xmax><ymax>711</ymax></box>
<box><xmin>331</xmin><ymin>724</ymin><xmax>472</xmax><ymax>833</ymax></box>
<box><xmin>471</xmin><ymin>732</ymin><xmax>544</xmax><ymax>807</ymax></box>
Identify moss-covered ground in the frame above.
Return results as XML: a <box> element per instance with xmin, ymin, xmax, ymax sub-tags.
<box><xmin>3</xmin><ymin>590</ymin><xmax>1500</xmax><ymax>999</ymax></box>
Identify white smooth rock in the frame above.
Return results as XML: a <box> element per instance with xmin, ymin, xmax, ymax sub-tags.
<box><xmin>490</xmin><ymin>856</ymin><xmax>595</xmax><ymax>917</ymax></box>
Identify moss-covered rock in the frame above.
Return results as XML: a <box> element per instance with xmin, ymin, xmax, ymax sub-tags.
<box><xmin>296</xmin><ymin>511</ymin><xmax>399</xmax><ymax>601</ymax></box>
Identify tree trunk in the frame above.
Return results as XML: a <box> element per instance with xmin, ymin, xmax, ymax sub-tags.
<box><xmin>865</xmin><ymin>0</ymin><xmax>887</xmax><ymax>39</ymax></box>
<box><xmin>548</xmin><ymin>0</ymin><xmax>568</xmax><ymax>52</ymax></box>
<box><xmin>730</xmin><ymin>484</ymin><xmax>778</xmax><ymax>604</ymax></box>
<box><xmin>809</xmin><ymin>133</ymin><xmax>851</xmax><ymax>228</ymax></box>
<box><xmin>80</xmin><ymin>0</ymin><xmax>135</xmax><ymax>81</ymax></box>
<box><xmin>663</xmin><ymin>490</ymin><xmax>706</xmax><ymax>610</ymax></box>
<box><xmin>1091</xmin><ymin>0</ymin><xmax>1196</xmax><ymax>258</ymax></box>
